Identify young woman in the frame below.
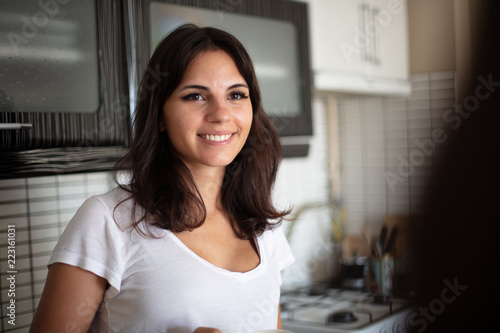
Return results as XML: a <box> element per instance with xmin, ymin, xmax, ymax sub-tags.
<box><xmin>30</xmin><ymin>24</ymin><xmax>294</xmax><ymax>333</ymax></box>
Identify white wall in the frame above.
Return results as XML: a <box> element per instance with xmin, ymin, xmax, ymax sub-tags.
<box><xmin>274</xmin><ymin>98</ymin><xmax>335</xmax><ymax>288</ymax></box>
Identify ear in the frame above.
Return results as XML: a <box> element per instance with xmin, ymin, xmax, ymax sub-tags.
<box><xmin>159</xmin><ymin>119</ymin><xmax>165</xmax><ymax>132</ymax></box>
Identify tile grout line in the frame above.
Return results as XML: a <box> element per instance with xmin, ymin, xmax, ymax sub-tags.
<box><xmin>24</xmin><ymin>177</ymin><xmax>36</xmax><ymax>321</ymax></box>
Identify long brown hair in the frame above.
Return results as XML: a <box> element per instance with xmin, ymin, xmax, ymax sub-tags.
<box><xmin>114</xmin><ymin>24</ymin><xmax>289</xmax><ymax>239</ymax></box>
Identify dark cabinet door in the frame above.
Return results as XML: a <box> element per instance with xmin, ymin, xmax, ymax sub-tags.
<box><xmin>0</xmin><ymin>0</ymin><xmax>129</xmax><ymax>179</ymax></box>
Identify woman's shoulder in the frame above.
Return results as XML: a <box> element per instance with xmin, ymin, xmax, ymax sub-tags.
<box><xmin>74</xmin><ymin>186</ymin><xmax>139</xmax><ymax>230</ymax></box>
<box><xmin>258</xmin><ymin>224</ymin><xmax>295</xmax><ymax>270</ymax></box>
<box><xmin>91</xmin><ymin>185</ymin><xmax>133</xmax><ymax>208</ymax></box>
<box><xmin>258</xmin><ymin>224</ymin><xmax>289</xmax><ymax>249</ymax></box>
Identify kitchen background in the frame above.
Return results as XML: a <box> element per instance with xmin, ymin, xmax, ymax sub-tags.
<box><xmin>0</xmin><ymin>0</ymin><xmax>482</xmax><ymax>331</ymax></box>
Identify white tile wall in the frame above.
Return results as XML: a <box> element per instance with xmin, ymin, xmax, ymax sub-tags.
<box><xmin>336</xmin><ymin>71</ymin><xmax>456</xmax><ymax>235</ymax></box>
<box><xmin>0</xmin><ymin>172</ymin><xmax>114</xmax><ymax>333</ymax></box>
<box><xmin>276</xmin><ymin>98</ymin><xmax>334</xmax><ymax>288</ymax></box>
<box><xmin>274</xmin><ymin>98</ymin><xmax>330</xmax><ymax>210</ymax></box>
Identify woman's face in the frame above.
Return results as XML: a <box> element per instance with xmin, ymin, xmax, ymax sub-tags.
<box><xmin>161</xmin><ymin>50</ymin><xmax>253</xmax><ymax>172</ymax></box>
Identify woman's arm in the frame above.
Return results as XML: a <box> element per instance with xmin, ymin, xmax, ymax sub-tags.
<box><xmin>30</xmin><ymin>263</ymin><xmax>107</xmax><ymax>333</ymax></box>
<box><xmin>277</xmin><ymin>303</ymin><xmax>283</xmax><ymax>329</ymax></box>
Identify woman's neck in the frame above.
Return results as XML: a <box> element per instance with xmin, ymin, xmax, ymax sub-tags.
<box><xmin>190</xmin><ymin>166</ymin><xmax>226</xmax><ymax>214</ymax></box>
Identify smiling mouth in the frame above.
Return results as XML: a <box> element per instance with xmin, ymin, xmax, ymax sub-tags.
<box><xmin>198</xmin><ymin>133</ymin><xmax>233</xmax><ymax>142</ymax></box>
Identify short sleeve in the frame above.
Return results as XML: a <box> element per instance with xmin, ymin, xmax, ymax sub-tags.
<box><xmin>48</xmin><ymin>196</ymin><xmax>128</xmax><ymax>297</ymax></box>
<box><xmin>263</xmin><ymin>226</ymin><xmax>295</xmax><ymax>285</ymax></box>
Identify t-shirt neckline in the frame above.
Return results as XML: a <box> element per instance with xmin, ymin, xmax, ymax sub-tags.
<box><xmin>164</xmin><ymin>230</ymin><xmax>265</xmax><ymax>277</ymax></box>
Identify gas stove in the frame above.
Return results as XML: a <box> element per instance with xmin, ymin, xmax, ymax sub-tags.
<box><xmin>280</xmin><ymin>285</ymin><xmax>414</xmax><ymax>333</ymax></box>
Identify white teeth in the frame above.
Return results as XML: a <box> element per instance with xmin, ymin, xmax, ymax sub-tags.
<box><xmin>202</xmin><ymin>134</ymin><xmax>232</xmax><ymax>142</ymax></box>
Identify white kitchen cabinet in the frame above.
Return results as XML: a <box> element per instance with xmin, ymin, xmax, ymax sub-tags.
<box><xmin>306</xmin><ymin>0</ymin><xmax>410</xmax><ymax>95</ymax></box>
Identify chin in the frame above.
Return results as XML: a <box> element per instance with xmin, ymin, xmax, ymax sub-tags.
<box><xmin>207</xmin><ymin>154</ymin><xmax>240</xmax><ymax>168</ymax></box>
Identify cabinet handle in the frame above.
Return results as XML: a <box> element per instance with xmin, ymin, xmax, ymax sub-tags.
<box><xmin>372</xmin><ymin>7</ymin><xmax>381</xmax><ymax>65</ymax></box>
<box><xmin>362</xmin><ymin>3</ymin><xmax>373</xmax><ymax>63</ymax></box>
<box><xmin>0</xmin><ymin>123</ymin><xmax>33</xmax><ymax>130</ymax></box>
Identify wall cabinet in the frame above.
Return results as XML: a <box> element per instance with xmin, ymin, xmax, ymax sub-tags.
<box><xmin>307</xmin><ymin>0</ymin><xmax>410</xmax><ymax>95</ymax></box>
<box><xmin>0</xmin><ymin>0</ymin><xmax>129</xmax><ymax>179</ymax></box>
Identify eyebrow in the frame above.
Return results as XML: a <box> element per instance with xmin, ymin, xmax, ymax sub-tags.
<box><xmin>179</xmin><ymin>83</ymin><xmax>249</xmax><ymax>92</ymax></box>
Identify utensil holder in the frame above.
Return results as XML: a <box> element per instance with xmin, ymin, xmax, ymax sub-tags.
<box><xmin>370</xmin><ymin>254</ymin><xmax>394</xmax><ymax>295</ymax></box>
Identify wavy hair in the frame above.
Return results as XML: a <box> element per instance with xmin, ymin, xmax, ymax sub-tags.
<box><xmin>114</xmin><ymin>24</ymin><xmax>289</xmax><ymax>239</ymax></box>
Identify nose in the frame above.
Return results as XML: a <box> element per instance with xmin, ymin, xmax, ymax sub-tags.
<box><xmin>206</xmin><ymin>97</ymin><xmax>230</xmax><ymax>123</ymax></box>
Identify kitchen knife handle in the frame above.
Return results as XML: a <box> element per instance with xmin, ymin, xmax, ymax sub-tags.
<box><xmin>383</xmin><ymin>227</ymin><xmax>398</xmax><ymax>254</ymax></box>
<box><xmin>379</xmin><ymin>225</ymin><xmax>388</xmax><ymax>251</ymax></box>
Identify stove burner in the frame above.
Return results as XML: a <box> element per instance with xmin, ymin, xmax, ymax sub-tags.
<box><xmin>307</xmin><ymin>285</ymin><xmax>329</xmax><ymax>296</ymax></box>
<box><xmin>373</xmin><ymin>294</ymin><xmax>392</xmax><ymax>304</ymax></box>
<box><xmin>327</xmin><ymin>311</ymin><xmax>358</xmax><ymax>324</ymax></box>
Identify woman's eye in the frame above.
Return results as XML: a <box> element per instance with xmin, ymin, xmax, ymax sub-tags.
<box><xmin>229</xmin><ymin>91</ymin><xmax>249</xmax><ymax>100</ymax></box>
<box><xmin>181</xmin><ymin>93</ymin><xmax>204</xmax><ymax>101</ymax></box>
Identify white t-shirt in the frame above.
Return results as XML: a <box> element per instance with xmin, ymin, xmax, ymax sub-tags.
<box><xmin>48</xmin><ymin>187</ymin><xmax>295</xmax><ymax>333</ymax></box>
